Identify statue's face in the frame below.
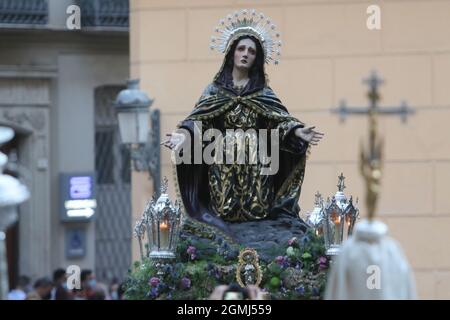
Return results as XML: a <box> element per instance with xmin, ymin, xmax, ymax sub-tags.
<box><xmin>233</xmin><ymin>38</ymin><xmax>257</xmax><ymax>70</ymax></box>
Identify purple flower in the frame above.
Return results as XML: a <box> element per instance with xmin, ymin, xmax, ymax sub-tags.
<box><xmin>180</xmin><ymin>277</ymin><xmax>191</xmax><ymax>290</ymax></box>
<box><xmin>149</xmin><ymin>277</ymin><xmax>160</xmax><ymax>287</ymax></box>
<box><xmin>150</xmin><ymin>287</ymin><xmax>159</xmax><ymax>298</ymax></box>
<box><xmin>275</xmin><ymin>255</ymin><xmax>290</xmax><ymax>268</ymax></box>
<box><xmin>275</xmin><ymin>256</ymin><xmax>284</xmax><ymax>265</ymax></box>
<box><xmin>187</xmin><ymin>246</ymin><xmax>197</xmax><ymax>260</ymax></box>
<box><xmin>318</xmin><ymin>256</ymin><xmax>328</xmax><ymax>270</ymax></box>
<box><xmin>287</xmin><ymin>237</ymin><xmax>298</xmax><ymax>246</ymax></box>
<box><xmin>295</xmin><ymin>286</ymin><xmax>305</xmax><ymax>295</ymax></box>
<box><xmin>282</xmin><ymin>256</ymin><xmax>290</xmax><ymax>268</ymax></box>
<box><xmin>187</xmin><ymin>245</ymin><xmax>196</xmax><ymax>255</ymax></box>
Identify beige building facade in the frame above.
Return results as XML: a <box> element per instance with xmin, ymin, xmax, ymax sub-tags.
<box><xmin>130</xmin><ymin>0</ymin><xmax>450</xmax><ymax>299</ymax></box>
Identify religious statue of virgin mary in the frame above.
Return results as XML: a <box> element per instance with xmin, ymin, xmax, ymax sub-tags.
<box><xmin>163</xmin><ymin>9</ymin><xmax>324</xmax><ymax>239</ymax></box>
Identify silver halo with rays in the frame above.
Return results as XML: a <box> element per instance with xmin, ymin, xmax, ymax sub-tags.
<box><xmin>209</xmin><ymin>9</ymin><xmax>282</xmax><ymax>65</ymax></box>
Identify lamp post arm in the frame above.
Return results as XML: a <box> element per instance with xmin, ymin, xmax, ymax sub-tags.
<box><xmin>147</xmin><ymin>109</ymin><xmax>161</xmax><ymax>197</ymax></box>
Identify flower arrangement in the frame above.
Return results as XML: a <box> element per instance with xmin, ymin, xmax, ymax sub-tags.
<box><xmin>262</xmin><ymin>232</ymin><xmax>329</xmax><ymax>299</ymax></box>
<box><xmin>124</xmin><ymin>226</ymin><xmax>329</xmax><ymax>300</ymax></box>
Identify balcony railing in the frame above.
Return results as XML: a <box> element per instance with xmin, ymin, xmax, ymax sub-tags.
<box><xmin>78</xmin><ymin>0</ymin><xmax>129</xmax><ymax>29</ymax></box>
<box><xmin>0</xmin><ymin>0</ymin><xmax>48</xmax><ymax>25</ymax></box>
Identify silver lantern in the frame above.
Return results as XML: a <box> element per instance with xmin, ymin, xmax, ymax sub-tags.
<box><xmin>134</xmin><ymin>177</ymin><xmax>182</xmax><ymax>264</ymax></box>
<box><xmin>305</xmin><ymin>191</ymin><xmax>325</xmax><ymax>236</ymax></box>
<box><xmin>322</xmin><ymin>173</ymin><xmax>359</xmax><ymax>256</ymax></box>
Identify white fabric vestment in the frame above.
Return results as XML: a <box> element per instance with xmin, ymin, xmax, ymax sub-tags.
<box><xmin>325</xmin><ymin>219</ymin><xmax>417</xmax><ymax>300</ymax></box>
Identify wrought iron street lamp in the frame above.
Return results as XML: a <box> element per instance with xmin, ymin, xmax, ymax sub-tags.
<box><xmin>113</xmin><ymin>79</ymin><xmax>161</xmax><ymax>195</ymax></box>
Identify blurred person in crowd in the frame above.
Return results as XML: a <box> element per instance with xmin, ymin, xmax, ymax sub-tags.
<box><xmin>109</xmin><ymin>278</ymin><xmax>120</xmax><ymax>300</ymax></box>
<box><xmin>117</xmin><ymin>282</ymin><xmax>126</xmax><ymax>300</ymax></box>
<box><xmin>87</xmin><ymin>286</ymin><xmax>106</xmax><ymax>300</ymax></box>
<box><xmin>8</xmin><ymin>275</ymin><xmax>31</xmax><ymax>300</ymax></box>
<box><xmin>77</xmin><ymin>269</ymin><xmax>97</xmax><ymax>299</ymax></box>
<box><xmin>51</xmin><ymin>268</ymin><xmax>71</xmax><ymax>300</ymax></box>
<box><xmin>26</xmin><ymin>277</ymin><xmax>53</xmax><ymax>300</ymax></box>
<box><xmin>96</xmin><ymin>281</ymin><xmax>110</xmax><ymax>300</ymax></box>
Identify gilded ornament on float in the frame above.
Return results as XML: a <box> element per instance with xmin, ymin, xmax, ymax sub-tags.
<box><xmin>236</xmin><ymin>248</ymin><xmax>262</xmax><ymax>288</ymax></box>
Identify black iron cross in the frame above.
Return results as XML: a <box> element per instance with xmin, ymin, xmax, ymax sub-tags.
<box><xmin>332</xmin><ymin>71</ymin><xmax>414</xmax><ymax>123</ymax></box>
<box><xmin>331</xmin><ymin>71</ymin><xmax>415</xmax><ymax>220</ymax></box>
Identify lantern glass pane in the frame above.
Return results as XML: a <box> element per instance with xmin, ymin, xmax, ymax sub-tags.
<box><xmin>136</xmin><ymin>111</ymin><xmax>149</xmax><ymax>144</ymax></box>
<box><xmin>117</xmin><ymin>111</ymin><xmax>149</xmax><ymax>144</ymax></box>
<box><xmin>159</xmin><ymin>219</ymin><xmax>170</xmax><ymax>250</ymax></box>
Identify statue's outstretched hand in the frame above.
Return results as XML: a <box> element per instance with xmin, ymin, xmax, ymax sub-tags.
<box><xmin>161</xmin><ymin>131</ymin><xmax>186</xmax><ymax>151</ymax></box>
<box><xmin>295</xmin><ymin>125</ymin><xmax>324</xmax><ymax>146</ymax></box>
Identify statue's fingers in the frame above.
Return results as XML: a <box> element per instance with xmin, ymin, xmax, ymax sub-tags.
<box><xmin>174</xmin><ymin>144</ymin><xmax>182</xmax><ymax>152</ymax></box>
<box><xmin>313</xmin><ymin>133</ymin><xmax>324</xmax><ymax>140</ymax></box>
<box><xmin>164</xmin><ymin>140</ymin><xmax>173</xmax><ymax>147</ymax></box>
